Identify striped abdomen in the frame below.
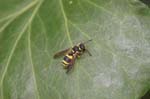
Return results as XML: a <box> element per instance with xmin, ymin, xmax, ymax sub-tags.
<box><xmin>62</xmin><ymin>54</ymin><xmax>73</xmax><ymax>68</ymax></box>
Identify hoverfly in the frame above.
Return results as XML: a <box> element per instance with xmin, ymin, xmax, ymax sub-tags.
<box><xmin>53</xmin><ymin>39</ymin><xmax>92</xmax><ymax>73</ymax></box>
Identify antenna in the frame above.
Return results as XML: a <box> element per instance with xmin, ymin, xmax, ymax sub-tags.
<box><xmin>83</xmin><ymin>39</ymin><xmax>92</xmax><ymax>44</ymax></box>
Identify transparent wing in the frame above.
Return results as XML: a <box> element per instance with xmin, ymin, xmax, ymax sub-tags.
<box><xmin>53</xmin><ymin>48</ymin><xmax>71</xmax><ymax>58</ymax></box>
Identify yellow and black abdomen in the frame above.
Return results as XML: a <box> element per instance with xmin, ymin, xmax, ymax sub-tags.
<box><xmin>62</xmin><ymin>54</ymin><xmax>73</xmax><ymax>68</ymax></box>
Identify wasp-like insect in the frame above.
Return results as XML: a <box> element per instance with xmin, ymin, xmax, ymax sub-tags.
<box><xmin>53</xmin><ymin>39</ymin><xmax>92</xmax><ymax>73</ymax></box>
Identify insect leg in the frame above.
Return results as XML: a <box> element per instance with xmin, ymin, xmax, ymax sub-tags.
<box><xmin>66</xmin><ymin>64</ymin><xmax>73</xmax><ymax>74</ymax></box>
<box><xmin>85</xmin><ymin>49</ymin><xmax>92</xmax><ymax>56</ymax></box>
<box><xmin>66</xmin><ymin>62</ymin><xmax>75</xmax><ymax>74</ymax></box>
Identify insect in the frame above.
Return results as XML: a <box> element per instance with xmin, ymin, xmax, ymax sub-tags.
<box><xmin>53</xmin><ymin>39</ymin><xmax>92</xmax><ymax>73</ymax></box>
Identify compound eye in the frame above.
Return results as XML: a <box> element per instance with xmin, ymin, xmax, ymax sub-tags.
<box><xmin>79</xmin><ymin>43</ymin><xmax>85</xmax><ymax>50</ymax></box>
<box><xmin>73</xmin><ymin>46</ymin><xmax>79</xmax><ymax>52</ymax></box>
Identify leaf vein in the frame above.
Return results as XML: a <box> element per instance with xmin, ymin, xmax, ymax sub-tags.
<box><xmin>0</xmin><ymin>1</ymin><xmax>38</xmax><ymax>23</ymax></box>
<box><xmin>85</xmin><ymin>0</ymin><xmax>116</xmax><ymax>17</ymax></box>
<box><xmin>0</xmin><ymin>1</ymin><xmax>43</xmax><ymax>99</ymax></box>
<box><xmin>28</xmin><ymin>25</ymin><xmax>40</xmax><ymax>99</ymax></box>
<box><xmin>59</xmin><ymin>0</ymin><xmax>73</xmax><ymax>46</ymax></box>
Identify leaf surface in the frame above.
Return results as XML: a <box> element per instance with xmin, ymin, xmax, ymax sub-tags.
<box><xmin>0</xmin><ymin>0</ymin><xmax>150</xmax><ymax>99</ymax></box>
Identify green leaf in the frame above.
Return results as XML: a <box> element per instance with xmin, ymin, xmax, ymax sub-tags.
<box><xmin>0</xmin><ymin>0</ymin><xmax>150</xmax><ymax>99</ymax></box>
